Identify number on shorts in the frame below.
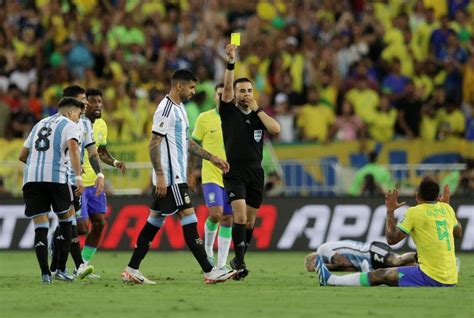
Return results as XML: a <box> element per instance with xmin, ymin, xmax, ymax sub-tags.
<box><xmin>34</xmin><ymin>127</ymin><xmax>52</xmax><ymax>151</ymax></box>
<box><xmin>435</xmin><ymin>219</ymin><xmax>451</xmax><ymax>251</ymax></box>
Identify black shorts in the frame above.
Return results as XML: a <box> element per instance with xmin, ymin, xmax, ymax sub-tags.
<box><xmin>22</xmin><ymin>182</ymin><xmax>73</xmax><ymax>218</ymax></box>
<box><xmin>150</xmin><ymin>183</ymin><xmax>193</xmax><ymax>216</ymax></box>
<box><xmin>369</xmin><ymin>241</ymin><xmax>394</xmax><ymax>269</ymax></box>
<box><xmin>223</xmin><ymin>163</ymin><xmax>264</xmax><ymax>209</ymax></box>
<box><xmin>71</xmin><ymin>185</ymin><xmax>81</xmax><ymax>212</ymax></box>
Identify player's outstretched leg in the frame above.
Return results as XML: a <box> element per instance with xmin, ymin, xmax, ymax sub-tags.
<box><xmin>315</xmin><ymin>255</ymin><xmax>373</xmax><ymax>287</ymax></box>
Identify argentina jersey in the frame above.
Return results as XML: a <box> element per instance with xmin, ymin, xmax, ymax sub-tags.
<box><xmin>316</xmin><ymin>240</ymin><xmax>372</xmax><ymax>271</ymax></box>
<box><xmin>151</xmin><ymin>95</ymin><xmax>189</xmax><ymax>186</ymax></box>
<box><xmin>67</xmin><ymin>116</ymin><xmax>95</xmax><ymax>185</ymax></box>
<box><xmin>23</xmin><ymin>114</ymin><xmax>82</xmax><ymax>185</ymax></box>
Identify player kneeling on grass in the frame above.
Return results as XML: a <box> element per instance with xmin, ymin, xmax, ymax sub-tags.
<box><xmin>305</xmin><ymin>240</ymin><xmax>417</xmax><ymax>273</ymax></box>
<box><xmin>315</xmin><ymin>179</ymin><xmax>462</xmax><ymax>287</ymax></box>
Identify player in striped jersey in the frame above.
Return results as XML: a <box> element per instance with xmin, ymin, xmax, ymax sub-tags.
<box><xmin>49</xmin><ymin>86</ymin><xmax>102</xmax><ymax>279</ymax></box>
<box><xmin>122</xmin><ymin>69</ymin><xmax>236</xmax><ymax>284</ymax></box>
<box><xmin>19</xmin><ymin>97</ymin><xmax>84</xmax><ymax>284</ymax></box>
<box><xmin>304</xmin><ymin>240</ymin><xmax>417</xmax><ymax>272</ymax></box>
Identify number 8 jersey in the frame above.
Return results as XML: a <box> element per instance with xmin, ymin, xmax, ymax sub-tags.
<box><xmin>23</xmin><ymin>114</ymin><xmax>81</xmax><ymax>185</ymax></box>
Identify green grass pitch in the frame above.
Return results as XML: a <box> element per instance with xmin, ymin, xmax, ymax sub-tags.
<box><xmin>1</xmin><ymin>251</ymin><xmax>473</xmax><ymax>318</ymax></box>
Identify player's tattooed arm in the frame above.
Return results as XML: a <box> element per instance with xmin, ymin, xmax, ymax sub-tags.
<box><xmin>188</xmin><ymin>139</ymin><xmax>213</xmax><ymax>161</ymax></box>
<box><xmin>149</xmin><ymin>133</ymin><xmax>164</xmax><ymax>175</ymax></box>
<box><xmin>88</xmin><ymin>151</ymin><xmax>102</xmax><ymax>174</ymax></box>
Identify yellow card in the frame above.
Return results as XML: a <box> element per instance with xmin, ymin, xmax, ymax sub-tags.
<box><xmin>231</xmin><ymin>33</ymin><xmax>241</xmax><ymax>46</ymax></box>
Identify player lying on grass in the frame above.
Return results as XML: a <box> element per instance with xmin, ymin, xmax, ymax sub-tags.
<box><xmin>315</xmin><ymin>180</ymin><xmax>462</xmax><ymax>287</ymax></box>
<box><xmin>305</xmin><ymin>240</ymin><xmax>417</xmax><ymax>272</ymax></box>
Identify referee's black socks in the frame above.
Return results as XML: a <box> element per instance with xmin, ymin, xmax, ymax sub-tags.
<box><xmin>244</xmin><ymin>227</ymin><xmax>254</xmax><ymax>255</ymax></box>
<box><xmin>232</xmin><ymin>223</ymin><xmax>247</xmax><ymax>266</ymax></box>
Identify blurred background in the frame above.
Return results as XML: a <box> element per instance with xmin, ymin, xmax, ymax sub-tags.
<box><xmin>0</xmin><ymin>0</ymin><xmax>473</xmax><ymax>199</ymax></box>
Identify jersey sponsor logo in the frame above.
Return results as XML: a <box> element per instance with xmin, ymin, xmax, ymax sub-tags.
<box><xmin>254</xmin><ymin>130</ymin><xmax>263</xmax><ymax>142</ymax></box>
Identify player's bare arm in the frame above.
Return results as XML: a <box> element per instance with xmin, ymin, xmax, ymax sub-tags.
<box><xmin>245</xmin><ymin>96</ymin><xmax>281</xmax><ymax>135</ymax></box>
<box><xmin>188</xmin><ymin>139</ymin><xmax>230</xmax><ymax>173</ymax></box>
<box><xmin>86</xmin><ymin>144</ymin><xmax>105</xmax><ymax>196</ymax></box>
<box><xmin>98</xmin><ymin>145</ymin><xmax>126</xmax><ymax>173</ymax></box>
<box><xmin>186</xmin><ymin>150</ymin><xmax>197</xmax><ymax>192</ymax></box>
<box><xmin>68</xmin><ymin>139</ymin><xmax>84</xmax><ymax>196</ymax></box>
<box><xmin>221</xmin><ymin>44</ymin><xmax>237</xmax><ymax>105</ymax></box>
<box><xmin>149</xmin><ymin>133</ymin><xmax>167</xmax><ymax>197</ymax></box>
<box><xmin>385</xmin><ymin>189</ymin><xmax>406</xmax><ymax>245</ymax></box>
<box><xmin>19</xmin><ymin>147</ymin><xmax>29</xmax><ymax>163</ymax></box>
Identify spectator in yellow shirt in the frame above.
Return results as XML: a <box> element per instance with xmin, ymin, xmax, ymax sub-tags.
<box><xmin>367</xmin><ymin>94</ymin><xmax>397</xmax><ymax>142</ymax></box>
<box><xmin>345</xmin><ymin>77</ymin><xmax>380</xmax><ymax>122</ymax></box>
<box><xmin>437</xmin><ymin>99</ymin><xmax>466</xmax><ymax>139</ymax></box>
<box><xmin>297</xmin><ymin>88</ymin><xmax>335</xmax><ymax>142</ymax></box>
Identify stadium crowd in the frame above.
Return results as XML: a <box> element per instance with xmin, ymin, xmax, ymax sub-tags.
<box><xmin>0</xmin><ymin>0</ymin><xmax>473</xmax><ymax>144</ymax></box>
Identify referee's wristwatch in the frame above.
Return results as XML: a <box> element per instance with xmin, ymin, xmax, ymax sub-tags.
<box><xmin>255</xmin><ymin>107</ymin><xmax>264</xmax><ymax>114</ymax></box>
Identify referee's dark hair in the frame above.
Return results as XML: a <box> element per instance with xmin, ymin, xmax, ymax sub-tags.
<box><xmin>171</xmin><ymin>69</ymin><xmax>198</xmax><ymax>85</ymax></box>
<box><xmin>417</xmin><ymin>178</ymin><xmax>440</xmax><ymax>202</ymax></box>
<box><xmin>86</xmin><ymin>88</ymin><xmax>103</xmax><ymax>97</ymax></box>
<box><xmin>215</xmin><ymin>83</ymin><xmax>224</xmax><ymax>90</ymax></box>
<box><xmin>233</xmin><ymin>77</ymin><xmax>252</xmax><ymax>89</ymax></box>
<box><xmin>58</xmin><ymin>97</ymin><xmax>85</xmax><ymax>110</ymax></box>
<box><xmin>63</xmin><ymin>85</ymin><xmax>85</xmax><ymax>98</ymax></box>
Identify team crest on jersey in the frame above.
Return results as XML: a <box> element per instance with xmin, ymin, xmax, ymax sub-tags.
<box><xmin>254</xmin><ymin>130</ymin><xmax>263</xmax><ymax>142</ymax></box>
<box><xmin>208</xmin><ymin>192</ymin><xmax>216</xmax><ymax>204</ymax></box>
<box><xmin>184</xmin><ymin>193</ymin><xmax>191</xmax><ymax>204</ymax></box>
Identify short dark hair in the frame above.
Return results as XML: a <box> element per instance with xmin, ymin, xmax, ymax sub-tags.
<box><xmin>171</xmin><ymin>69</ymin><xmax>197</xmax><ymax>85</ymax></box>
<box><xmin>233</xmin><ymin>77</ymin><xmax>252</xmax><ymax>89</ymax></box>
<box><xmin>417</xmin><ymin>178</ymin><xmax>440</xmax><ymax>201</ymax></box>
<box><xmin>86</xmin><ymin>88</ymin><xmax>103</xmax><ymax>97</ymax></box>
<box><xmin>215</xmin><ymin>83</ymin><xmax>224</xmax><ymax>91</ymax></box>
<box><xmin>58</xmin><ymin>97</ymin><xmax>85</xmax><ymax>110</ymax></box>
<box><xmin>63</xmin><ymin>85</ymin><xmax>85</xmax><ymax>98</ymax></box>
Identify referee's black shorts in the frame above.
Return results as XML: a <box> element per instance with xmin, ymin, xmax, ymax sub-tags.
<box><xmin>223</xmin><ymin>163</ymin><xmax>264</xmax><ymax>209</ymax></box>
<box><xmin>22</xmin><ymin>182</ymin><xmax>73</xmax><ymax>218</ymax></box>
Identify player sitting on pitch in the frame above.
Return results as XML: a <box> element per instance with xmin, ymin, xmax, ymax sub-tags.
<box><xmin>305</xmin><ymin>240</ymin><xmax>417</xmax><ymax>273</ymax></box>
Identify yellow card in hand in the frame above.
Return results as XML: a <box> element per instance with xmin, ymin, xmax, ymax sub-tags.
<box><xmin>231</xmin><ymin>33</ymin><xmax>241</xmax><ymax>46</ymax></box>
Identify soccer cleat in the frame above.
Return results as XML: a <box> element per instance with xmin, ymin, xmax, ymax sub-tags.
<box><xmin>230</xmin><ymin>258</ymin><xmax>249</xmax><ymax>281</ymax></box>
<box><xmin>41</xmin><ymin>274</ymin><xmax>53</xmax><ymax>284</ymax></box>
<box><xmin>315</xmin><ymin>255</ymin><xmax>331</xmax><ymax>286</ymax></box>
<box><xmin>121</xmin><ymin>266</ymin><xmax>156</xmax><ymax>285</ymax></box>
<box><xmin>86</xmin><ymin>272</ymin><xmax>101</xmax><ymax>279</ymax></box>
<box><xmin>75</xmin><ymin>263</ymin><xmax>95</xmax><ymax>279</ymax></box>
<box><xmin>54</xmin><ymin>270</ymin><xmax>75</xmax><ymax>282</ymax></box>
<box><xmin>203</xmin><ymin>267</ymin><xmax>237</xmax><ymax>284</ymax></box>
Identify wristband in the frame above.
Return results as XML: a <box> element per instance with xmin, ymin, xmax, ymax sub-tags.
<box><xmin>113</xmin><ymin>159</ymin><xmax>119</xmax><ymax>167</ymax></box>
<box><xmin>226</xmin><ymin>62</ymin><xmax>235</xmax><ymax>70</ymax></box>
<box><xmin>96</xmin><ymin>172</ymin><xmax>105</xmax><ymax>178</ymax></box>
<box><xmin>255</xmin><ymin>107</ymin><xmax>264</xmax><ymax>114</ymax></box>
<box><xmin>75</xmin><ymin>176</ymin><xmax>82</xmax><ymax>181</ymax></box>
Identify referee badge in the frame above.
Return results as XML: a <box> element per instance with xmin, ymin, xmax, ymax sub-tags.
<box><xmin>254</xmin><ymin>129</ymin><xmax>263</xmax><ymax>142</ymax></box>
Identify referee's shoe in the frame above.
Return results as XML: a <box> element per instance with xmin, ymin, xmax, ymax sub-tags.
<box><xmin>230</xmin><ymin>258</ymin><xmax>249</xmax><ymax>281</ymax></box>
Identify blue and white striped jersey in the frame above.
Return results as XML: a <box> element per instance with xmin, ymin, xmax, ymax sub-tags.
<box><xmin>67</xmin><ymin>116</ymin><xmax>95</xmax><ymax>186</ymax></box>
<box><xmin>151</xmin><ymin>95</ymin><xmax>189</xmax><ymax>186</ymax></box>
<box><xmin>316</xmin><ymin>240</ymin><xmax>372</xmax><ymax>271</ymax></box>
<box><xmin>23</xmin><ymin>114</ymin><xmax>81</xmax><ymax>185</ymax></box>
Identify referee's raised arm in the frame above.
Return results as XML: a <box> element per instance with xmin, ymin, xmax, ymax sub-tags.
<box><xmin>220</xmin><ymin>44</ymin><xmax>237</xmax><ymax>109</ymax></box>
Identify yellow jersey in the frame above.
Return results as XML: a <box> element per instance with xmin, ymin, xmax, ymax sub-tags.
<box><xmin>191</xmin><ymin>109</ymin><xmax>226</xmax><ymax>187</ymax></box>
<box><xmin>83</xmin><ymin>118</ymin><xmax>108</xmax><ymax>186</ymax></box>
<box><xmin>397</xmin><ymin>202</ymin><xmax>459</xmax><ymax>284</ymax></box>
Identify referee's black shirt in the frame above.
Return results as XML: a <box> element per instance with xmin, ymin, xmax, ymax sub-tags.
<box><xmin>219</xmin><ymin>99</ymin><xmax>266</xmax><ymax>165</ymax></box>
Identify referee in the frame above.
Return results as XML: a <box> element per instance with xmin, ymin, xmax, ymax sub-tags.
<box><xmin>219</xmin><ymin>44</ymin><xmax>280</xmax><ymax>279</ymax></box>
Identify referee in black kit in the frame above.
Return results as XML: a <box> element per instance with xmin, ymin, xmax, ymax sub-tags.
<box><xmin>218</xmin><ymin>44</ymin><xmax>281</xmax><ymax>280</ymax></box>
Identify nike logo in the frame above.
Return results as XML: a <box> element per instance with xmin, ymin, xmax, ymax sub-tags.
<box><xmin>210</xmin><ymin>129</ymin><xmax>218</xmax><ymax>133</ymax></box>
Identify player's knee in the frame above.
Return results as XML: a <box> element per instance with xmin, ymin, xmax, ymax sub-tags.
<box><xmin>209</xmin><ymin>207</ymin><xmax>223</xmax><ymax>223</ymax></box>
<box><xmin>91</xmin><ymin>220</ymin><xmax>105</xmax><ymax>231</ymax></box>
<box><xmin>221</xmin><ymin>215</ymin><xmax>233</xmax><ymax>227</ymax></box>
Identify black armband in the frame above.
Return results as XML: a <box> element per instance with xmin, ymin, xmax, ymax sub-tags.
<box><xmin>255</xmin><ymin>107</ymin><xmax>264</xmax><ymax>114</ymax></box>
<box><xmin>226</xmin><ymin>62</ymin><xmax>235</xmax><ymax>70</ymax></box>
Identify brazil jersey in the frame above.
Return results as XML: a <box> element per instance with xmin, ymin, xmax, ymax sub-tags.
<box><xmin>83</xmin><ymin>118</ymin><xmax>108</xmax><ymax>186</ymax></box>
<box><xmin>192</xmin><ymin>109</ymin><xmax>226</xmax><ymax>187</ymax></box>
<box><xmin>397</xmin><ymin>202</ymin><xmax>459</xmax><ymax>284</ymax></box>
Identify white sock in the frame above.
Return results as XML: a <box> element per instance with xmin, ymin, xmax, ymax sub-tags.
<box><xmin>204</xmin><ymin>219</ymin><xmax>218</xmax><ymax>257</ymax></box>
<box><xmin>328</xmin><ymin>273</ymin><xmax>363</xmax><ymax>286</ymax></box>
<box><xmin>217</xmin><ymin>236</ymin><xmax>232</xmax><ymax>269</ymax></box>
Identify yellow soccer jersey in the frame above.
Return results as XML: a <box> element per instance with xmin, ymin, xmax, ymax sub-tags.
<box><xmin>191</xmin><ymin>109</ymin><xmax>226</xmax><ymax>187</ymax></box>
<box><xmin>397</xmin><ymin>202</ymin><xmax>459</xmax><ymax>284</ymax></box>
<box><xmin>83</xmin><ymin>118</ymin><xmax>108</xmax><ymax>186</ymax></box>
